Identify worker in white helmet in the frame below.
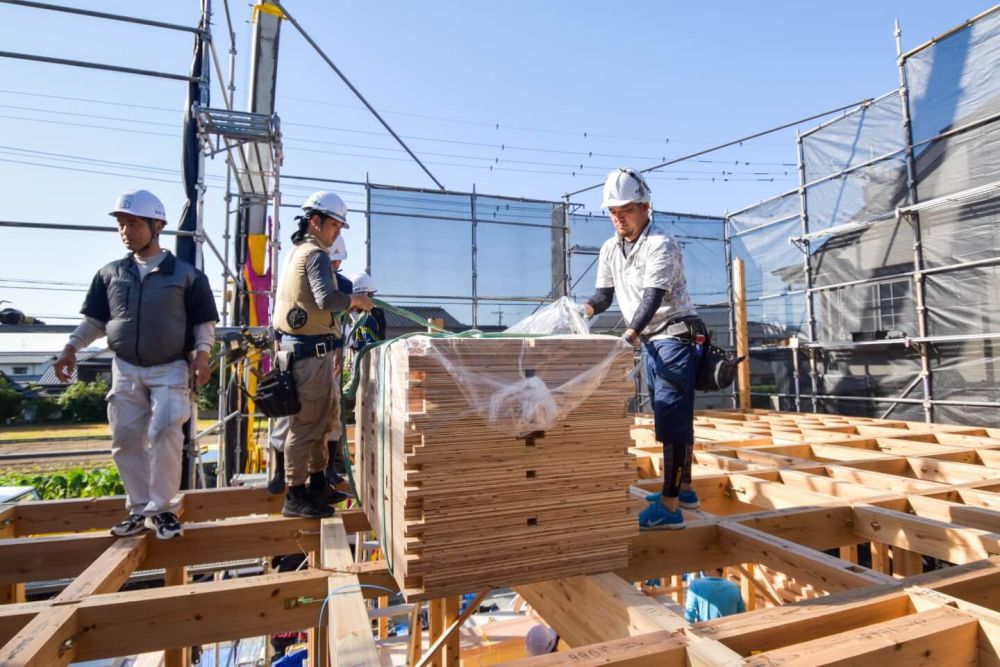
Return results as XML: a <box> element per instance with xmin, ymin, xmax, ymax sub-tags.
<box><xmin>271</xmin><ymin>191</ymin><xmax>373</xmax><ymax>518</ymax></box>
<box><xmin>267</xmin><ymin>232</ymin><xmax>354</xmax><ymax>496</ymax></box>
<box><xmin>53</xmin><ymin>189</ymin><xmax>219</xmax><ymax>539</ymax></box>
<box><xmin>582</xmin><ymin>169</ymin><xmax>706</xmax><ymax>530</ymax></box>
<box><xmin>346</xmin><ymin>272</ymin><xmax>386</xmax><ymax>351</ymax></box>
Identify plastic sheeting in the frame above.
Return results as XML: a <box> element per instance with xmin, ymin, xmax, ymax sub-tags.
<box><xmin>505</xmin><ymin>297</ymin><xmax>590</xmax><ymax>335</ymax></box>
<box><xmin>400</xmin><ymin>334</ymin><xmax>632</xmax><ymax>437</ymax></box>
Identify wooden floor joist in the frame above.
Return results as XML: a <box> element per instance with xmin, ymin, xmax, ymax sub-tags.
<box><xmin>2</xmin><ymin>409</ymin><xmax>1000</xmax><ymax>665</ymax></box>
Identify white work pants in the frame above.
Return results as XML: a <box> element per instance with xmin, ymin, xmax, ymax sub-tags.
<box><xmin>107</xmin><ymin>357</ymin><xmax>190</xmax><ymax>516</ymax></box>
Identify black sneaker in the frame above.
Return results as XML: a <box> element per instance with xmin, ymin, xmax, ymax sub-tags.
<box><xmin>282</xmin><ymin>485</ymin><xmax>334</xmax><ymax>518</ymax></box>
<box><xmin>308</xmin><ymin>471</ymin><xmax>349</xmax><ymax>505</ymax></box>
<box><xmin>267</xmin><ymin>450</ymin><xmax>286</xmax><ymax>495</ymax></box>
<box><xmin>145</xmin><ymin>512</ymin><xmax>183</xmax><ymax>539</ymax></box>
<box><xmin>110</xmin><ymin>513</ymin><xmax>147</xmax><ymax>537</ymax></box>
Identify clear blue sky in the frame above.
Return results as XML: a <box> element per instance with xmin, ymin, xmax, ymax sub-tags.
<box><xmin>0</xmin><ymin>0</ymin><xmax>992</xmax><ymax>347</ymax></box>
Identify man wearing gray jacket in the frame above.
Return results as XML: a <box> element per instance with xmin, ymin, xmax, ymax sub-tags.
<box><xmin>54</xmin><ymin>189</ymin><xmax>218</xmax><ymax>539</ymax></box>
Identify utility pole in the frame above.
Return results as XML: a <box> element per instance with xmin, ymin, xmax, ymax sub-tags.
<box><xmin>491</xmin><ymin>306</ymin><xmax>504</xmax><ymax>327</ymax></box>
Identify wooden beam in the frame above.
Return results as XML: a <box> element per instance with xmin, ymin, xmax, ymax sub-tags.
<box><xmin>0</xmin><ymin>605</ymin><xmax>78</xmax><ymax>667</ymax></box>
<box><xmin>733</xmin><ymin>565</ymin><xmax>781</xmax><ymax>607</ymax></box>
<box><xmin>734</xmin><ymin>506</ymin><xmax>858</xmax><ymax>551</ymax></box>
<box><xmin>0</xmin><ymin>506</ymin><xmax>15</xmax><ymax>539</ymax></box>
<box><xmin>321</xmin><ymin>516</ymin><xmax>379</xmax><ymax>667</ymax></box>
<box><xmin>54</xmin><ymin>535</ymin><xmax>147</xmax><ymax>603</ymax></box>
<box><xmin>850</xmin><ymin>505</ymin><xmax>1000</xmax><ymax>565</ymax></box>
<box><xmin>743</xmin><ymin>606</ymin><xmax>978</xmax><ymax>666</ymax></box>
<box><xmin>618</xmin><ymin>523</ymin><xmax>729</xmax><ymax>582</ymax></box>
<box><xmin>725</xmin><ymin>473</ymin><xmax>844</xmax><ymax>511</ymax></box>
<box><xmin>516</xmin><ymin>572</ymin><xmax>687</xmax><ymax>647</ymax></box>
<box><xmin>0</xmin><ymin>514</ymin><xmax>370</xmax><ymax>585</ymax></box>
<box><xmin>718</xmin><ymin>523</ymin><xmax>893</xmax><ymax>594</ymax></box>
<box><xmin>494</xmin><ymin>629</ymin><xmax>687</xmax><ymax>666</ymax></box>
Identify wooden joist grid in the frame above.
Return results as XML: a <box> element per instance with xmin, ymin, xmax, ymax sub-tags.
<box><xmin>2</xmin><ymin>408</ymin><xmax>1000</xmax><ymax>665</ymax></box>
<box><xmin>507</xmin><ymin>408</ymin><xmax>1000</xmax><ymax>665</ymax></box>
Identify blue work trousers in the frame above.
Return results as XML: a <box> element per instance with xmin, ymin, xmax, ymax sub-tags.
<box><xmin>643</xmin><ymin>337</ymin><xmax>700</xmax><ymax>498</ymax></box>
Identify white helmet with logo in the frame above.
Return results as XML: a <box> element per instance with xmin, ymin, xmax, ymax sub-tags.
<box><xmin>601</xmin><ymin>168</ymin><xmax>651</xmax><ymax>209</ymax></box>
<box><xmin>328</xmin><ymin>235</ymin><xmax>348</xmax><ymax>261</ymax></box>
<box><xmin>108</xmin><ymin>189</ymin><xmax>167</xmax><ymax>223</ymax></box>
<box><xmin>349</xmin><ymin>271</ymin><xmax>377</xmax><ymax>294</ymax></box>
<box><xmin>301</xmin><ymin>190</ymin><xmax>349</xmax><ymax>228</ymax></box>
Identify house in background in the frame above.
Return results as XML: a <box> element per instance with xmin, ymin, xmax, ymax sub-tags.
<box><xmin>0</xmin><ymin>351</ymin><xmax>56</xmax><ymax>384</ymax></box>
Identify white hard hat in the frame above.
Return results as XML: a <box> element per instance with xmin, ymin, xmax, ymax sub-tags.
<box><xmin>301</xmin><ymin>190</ymin><xmax>349</xmax><ymax>228</ymax></box>
<box><xmin>108</xmin><ymin>189</ymin><xmax>167</xmax><ymax>223</ymax></box>
<box><xmin>349</xmin><ymin>271</ymin><xmax>377</xmax><ymax>294</ymax></box>
<box><xmin>526</xmin><ymin>624</ymin><xmax>558</xmax><ymax>656</ymax></box>
<box><xmin>601</xmin><ymin>168</ymin><xmax>651</xmax><ymax>209</ymax></box>
<box><xmin>328</xmin><ymin>235</ymin><xmax>348</xmax><ymax>261</ymax></box>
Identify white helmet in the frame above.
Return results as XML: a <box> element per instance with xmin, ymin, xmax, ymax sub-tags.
<box><xmin>526</xmin><ymin>625</ymin><xmax>558</xmax><ymax>656</ymax></box>
<box><xmin>108</xmin><ymin>189</ymin><xmax>167</xmax><ymax>223</ymax></box>
<box><xmin>328</xmin><ymin>235</ymin><xmax>348</xmax><ymax>261</ymax></box>
<box><xmin>601</xmin><ymin>168</ymin><xmax>651</xmax><ymax>209</ymax></box>
<box><xmin>301</xmin><ymin>190</ymin><xmax>349</xmax><ymax>228</ymax></box>
<box><xmin>349</xmin><ymin>271</ymin><xmax>377</xmax><ymax>294</ymax></box>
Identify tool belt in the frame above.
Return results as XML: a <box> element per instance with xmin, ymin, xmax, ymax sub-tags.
<box><xmin>695</xmin><ymin>331</ymin><xmax>746</xmax><ymax>392</ymax></box>
<box><xmin>279</xmin><ymin>333</ymin><xmax>342</xmax><ymax>360</ymax></box>
<box><xmin>643</xmin><ymin>315</ymin><xmax>706</xmax><ymax>343</ymax></box>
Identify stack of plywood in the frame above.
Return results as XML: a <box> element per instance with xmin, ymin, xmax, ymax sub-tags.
<box><xmin>355</xmin><ymin>335</ymin><xmax>636</xmax><ymax>601</ymax></box>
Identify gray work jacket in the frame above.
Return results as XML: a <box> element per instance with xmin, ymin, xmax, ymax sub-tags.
<box><xmin>81</xmin><ymin>251</ymin><xmax>218</xmax><ymax>367</ymax></box>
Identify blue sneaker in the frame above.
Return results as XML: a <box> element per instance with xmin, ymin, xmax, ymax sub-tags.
<box><xmin>638</xmin><ymin>501</ymin><xmax>685</xmax><ymax>530</ymax></box>
<box><xmin>678</xmin><ymin>489</ymin><xmax>700</xmax><ymax>510</ymax></box>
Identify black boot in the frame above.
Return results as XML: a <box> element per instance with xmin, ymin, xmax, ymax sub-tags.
<box><xmin>308</xmin><ymin>471</ymin><xmax>349</xmax><ymax>505</ymax></box>
<box><xmin>282</xmin><ymin>484</ymin><xmax>333</xmax><ymax>518</ymax></box>
<box><xmin>267</xmin><ymin>450</ymin><xmax>285</xmax><ymax>495</ymax></box>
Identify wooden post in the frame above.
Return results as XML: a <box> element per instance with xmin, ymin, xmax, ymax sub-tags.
<box><xmin>733</xmin><ymin>257</ymin><xmax>751</xmax><ymax>410</ymax></box>
<box><xmin>443</xmin><ymin>596</ymin><xmax>460</xmax><ymax>667</ymax></box>
<box><xmin>428</xmin><ymin>598</ymin><xmax>444</xmax><ymax>667</ymax></box>
<box><xmin>872</xmin><ymin>541</ymin><xmax>891</xmax><ymax>574</ymax></box>
<box><xmin>740</xmin><ymin>564</ymin><xmax>757</xmax><ymax>611</ymax></box>
<box><xmin>378</xmin><ymin>595</ymin><xmax>389</xmax><ymax>640</ymax></box>
<box><xmin>0</xmin><ymin>584</ymin><xmax>25</xmax><ymax>605</ymax></box>
<box><xmin>164</xmin><ymin>567</ymin><xmax>189</xmax><ymax>667</ymax></box>
<box><xmin>427</xmin><ymin>317</ymin><xmax>445</xmax><ymax>333</ymax></box>
<box><xmin>892</xmin><ymin>546</ymin><xmax>923</xmax><ymax>578</ymax></box>
<box><xmin>840</xmin><ymin>544</ymin><xmax>859</xmax><ymax>564</ymax></box>
<box><xmin>407</xmin><ymin>602</ymin><xmax>423</xmax><ymax>666</ymax></box>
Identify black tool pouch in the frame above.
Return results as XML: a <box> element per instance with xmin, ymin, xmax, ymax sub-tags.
<box><xmin>252</xmin><ymin>351</ymin><xmax>301</xmax><ymax>418</ymax></box>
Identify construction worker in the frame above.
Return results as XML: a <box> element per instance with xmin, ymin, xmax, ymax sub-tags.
<box><xmin>684</xmin><ymin>568</ymin><xmax>746</xmax><ymax>622</ymax></box>
<box><xmin>583</xmin><ymin>168</ymin><xmax>705</xmax><ymax>530</ymax></box>
<box><xmin>346</xmin><ymin>271</ymin><xmax>386</xmax><ymax>351</ymax></box>
<box><xmin>273</xmin><ymin>191</ymin><xmax>372</xmax><ymax>518</ymax></box>
<box><xmin>267</xmin><ymin>235</ymin><xmax>351</xmax><ymax>494</ymax></box>
<box><xmin>53</xmin><ymin>189</ymin><xmax>218</xmax><ymax>539</ymax></box>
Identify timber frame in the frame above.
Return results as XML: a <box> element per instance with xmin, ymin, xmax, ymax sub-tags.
<box><xmin>2</xmin><ymin>409</ymin><xmax>1000</xmax><ymax>665</ymax></box>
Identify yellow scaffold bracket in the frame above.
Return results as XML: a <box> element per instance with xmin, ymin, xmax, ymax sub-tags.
<box><xmin>252</xmin><ymin>1</ymin><xmax>285</xmax><ymax>23</ymax></box>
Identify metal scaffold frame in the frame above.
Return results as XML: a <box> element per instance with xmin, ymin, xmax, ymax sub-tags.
<box><xmin>724</xmin><ymin>6</ymin><xmax>1000</xmax><ymax>423</ymax></box>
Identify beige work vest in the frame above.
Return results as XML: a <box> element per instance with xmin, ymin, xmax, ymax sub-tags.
<box><xmin>273</xmin><ymin>237</ymin><xmax>341</xmax><ymax>337</ymax></box>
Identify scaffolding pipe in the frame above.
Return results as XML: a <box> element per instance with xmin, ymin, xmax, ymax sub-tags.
<box><xmin>0</xmin><ymin>220</ymin><xmax>195</xmax><ymax>235</ymax></box>
<box><xmin>796</xmin><ymin>129</ymin><xmax>819</xmax><ymax>413</ymax></box>
<box><xmin>471</xmin><ymin>184</ymin><xmax>479</xmax><ymax>327</ymax></box>
<box><xmin>896</xmin><ymin>19</ymin><xmax>934</xmax><ymax>423</ymax></box>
